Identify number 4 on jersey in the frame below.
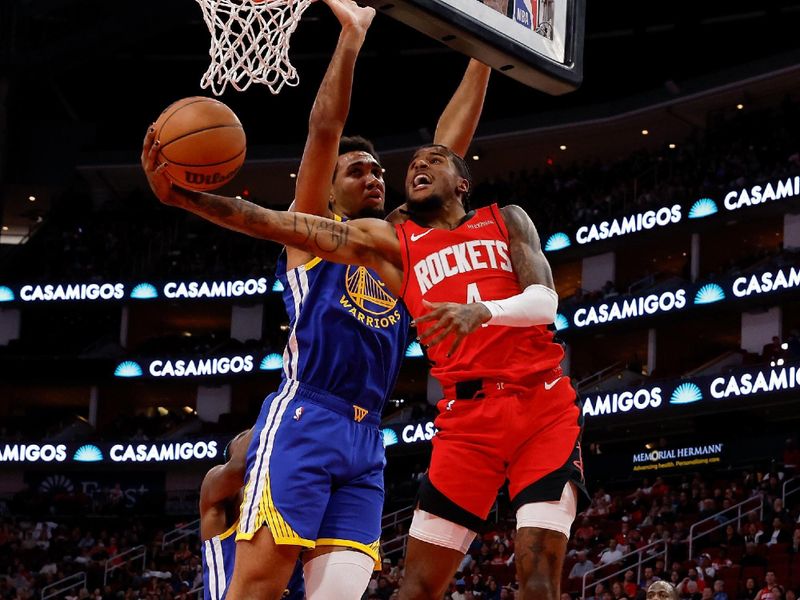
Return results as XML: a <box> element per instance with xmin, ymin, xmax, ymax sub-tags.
<box><xmin>467</xmin><ymin>283</ymin><xmax>490</xmax><ymax>328</ymax></box>
<box><xmin>466</xmin><ymin>282</ymin><xmax>482</xmax><ymax>303</ymax></box>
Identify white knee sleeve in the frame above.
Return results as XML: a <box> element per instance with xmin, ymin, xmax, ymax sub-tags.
<box><xmin>515</xmin><ymin>483</ymin><xmax>577</xmax><ymax>539</ymax></box>
<box><xmin>408</xmin><ymin>509</ymin><xmax>477</xmax><ymax>554</ymax></box>
<box><xmin>303</xmin><ymin>550</ymin><xmax>374</xmax><ymax>600</ymax></box>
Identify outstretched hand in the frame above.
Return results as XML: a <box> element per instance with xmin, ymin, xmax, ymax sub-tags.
<box><xmin>140</xmin><ymin>125</ymin><xmax>186</xmax><ymax>207</ymax></box>
<box><xmin>414</xmin><ymin>299</ymin><xmax>492</xmax><ymax>357</ymax></box>
<box><xmin>320</xmin><ymin>0</ymin><xmax>375</xmax><ymax>36</ymax></box>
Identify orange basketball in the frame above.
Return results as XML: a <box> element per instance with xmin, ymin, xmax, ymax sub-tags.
<box><xmin>153</xmin><ymin>97</ymin><xmax>246</xmax><ymax>192</ymax></box>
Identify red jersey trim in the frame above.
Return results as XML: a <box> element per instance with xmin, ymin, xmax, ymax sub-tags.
<box><xmin>395</xmin><ymin>223</ymin><xmax>412</xmax><ymax>300</ymax></box>
<box><xmin>488</xmin><ymin>203</ymin><xmax>510</xmax><ymax>242</ymax></box>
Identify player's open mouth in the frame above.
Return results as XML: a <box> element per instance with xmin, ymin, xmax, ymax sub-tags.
<box><xmin>412</xmin><ymin>173</ymin><xmax>432</xmax><ymax>190</ymax></box>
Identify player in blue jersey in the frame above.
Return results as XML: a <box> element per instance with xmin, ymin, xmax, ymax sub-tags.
<box><xmin>144</xmin><ymin>0</ymin><xmax>489</xmax><ymax>596</ymax></box>
<box><xmin>200</xmin><ymin>430</ymin><xmax>304</xmax><ymax>600</ymax></box>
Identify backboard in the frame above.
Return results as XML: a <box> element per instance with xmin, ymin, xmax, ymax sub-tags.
<box><xmin>364</xmin><ymin>0</ymin><xmax>585</xmax><ymax>95</ymax></box>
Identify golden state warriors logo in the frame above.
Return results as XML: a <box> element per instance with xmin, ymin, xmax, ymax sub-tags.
<box><xmin>339</xmin><ymin>266</ymin><xmax>402</xmax><ymax>329</ymax></box>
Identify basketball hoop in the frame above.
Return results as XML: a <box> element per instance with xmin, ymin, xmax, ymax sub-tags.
<box><xmin>195</xmin><ymin>0</ymin><xmax>313</xmax><ymax>95</ymax></box>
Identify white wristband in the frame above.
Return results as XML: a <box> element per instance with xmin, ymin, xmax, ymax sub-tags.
<box><xmin>480</xmin><ymin>284</ymin><xmax>558</xmax><ymax>327</ymax></box>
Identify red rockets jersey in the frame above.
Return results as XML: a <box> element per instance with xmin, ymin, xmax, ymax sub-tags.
<box><xmin>395</xmin><ymin>204</ymin><xmax>564</xmax><ymax>388</ymax></box>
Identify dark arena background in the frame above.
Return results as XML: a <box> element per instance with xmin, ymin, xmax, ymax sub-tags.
<box><xmin>1</xmin><ymin>1</ymin><xmax>800</xmax><ymax>599</ymax></box>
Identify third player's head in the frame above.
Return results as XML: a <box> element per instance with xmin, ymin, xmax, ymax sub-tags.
<box><xmin>331</xmin><ymin>136</ymin><xmax>385</xmax><ymax>220</ymax></box>
<box><xmin>223</xmin><ymin>428</ymin><xmax>251</xmax><ymax>467</ymax></box>
<box><xmin>404</xmin><ymin>144</ymin><xmax>471</xmax><ymax>215</ymax></box>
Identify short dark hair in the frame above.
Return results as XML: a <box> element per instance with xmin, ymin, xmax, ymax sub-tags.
<box><xmin>417</xmin><ymin>144</ymin><xmax>472</xmax><ymax>209</ymax></box>
<box><xmin>333</xmin><ymin>136</ymin><xmax>380</xmax><ymax>181</ymax></box>
<box><xmin>339</xmin><ymin>135</ymin><xmax>379</xmax><ymax>163</ymax></box>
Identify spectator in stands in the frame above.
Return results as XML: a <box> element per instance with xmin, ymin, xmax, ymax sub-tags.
<box><xmin>713</xmin><ymin>580</ymin><xmax>729</xmax><ymax>600</ymax></box>
<box><xmin>609</xmin><ymin>581</ymin><xmax>627</xmax><ymax>600</ymax></box>
<box><xmin>762</xmin><ymin>517</ymin><xmax>792</xmax><ymax>546</ymax></box>
<box><xmin>599</xmin><ymin>540</ymin><xmax>625</xmax><ymax>566</ymax></box>
<box><xmin>587</xmin><ymin>583</ymin><xmax>608</xmax><ymax>600</ymax></box>
<box><xmin>766</xmin><ymin>499</ymin><xmax>792</xmax><ymax>526</ymax></box>
<box><xmin>575</xmin><ymin>517</ymin><xmax>596</xmax><ymax>544</ymax></box>
<box><xmin>670</xmin><ymin>572</ymin><xmax>683</xmax><ymax>588</ymax></box>
<box><xmin>641</xmin><ymin>566</ymin><xmax>660</xmax><ymax>589</ymax></box>
<box><xmin>568</xmin><ymin>551</ymin><xmax>595</xmax><ymax>581</ymax></box>
<box><xmin>623</xmin><ymin>570</ymin><xmax>638</xmax><ymax>598</ymax></box>
<box><xmin>739</xmin><ymin>579</ymin><xmax>758</xmax><ymax>600</ymax></box>
<box><xmin>791</xmin><ymin>528</ymin><xmax>800</xmax><ymax>553</ymax></box>
<box><xmin>451</xmin><ymin>579</ymin><xmax>467</xmax><ymax>600</ymax></box>
<box><xmin>484</xmin><ymin>580</ymin><xmax>501</xmax><ymax>600</ymax></box>
<box><xmin>375</xmin><ymin>576</ymin><xmax>393</xmax><ymax>600</ymax></box>
<box><xmin>755</xmin><ymin>572</ymin><xmax>784</xmax><ymax>600</ymax></box>
<box><xmin>720</xmin><ymin>524</ymin><xmax>745</xmax><ymax>549</ymax></box>
<box><xmin>677</xmin><ymin>579</ymin><xmax>702</xmax><ymax>600</ymax></box>
<box><xmin>744</xmin><ymin>525</ymin><xmax>763</xmax><ymax>546</ymax></box>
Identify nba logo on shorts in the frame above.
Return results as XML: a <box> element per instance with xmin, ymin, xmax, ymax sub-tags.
<box><xmin>513</xmin><ymin>0</ymin><xmax>535</xmax><ymax>29</ymax></box>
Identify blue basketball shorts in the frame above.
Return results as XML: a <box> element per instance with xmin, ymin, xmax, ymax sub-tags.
<box><xmin>237</xmin><ymin>379</ymin><xmax>385</xmax><ymax>565</ymax></box>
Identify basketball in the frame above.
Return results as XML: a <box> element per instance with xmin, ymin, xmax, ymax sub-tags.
<box><xmin>153</xmin><ymin>96</ymin><xmax>246</xmax><ymax>192</ymax></box>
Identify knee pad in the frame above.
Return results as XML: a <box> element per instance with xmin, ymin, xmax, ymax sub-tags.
<box><xmin>303</xmin><ymin>550</ymin><xmax>374</xmax><ymax>600</ymax></box>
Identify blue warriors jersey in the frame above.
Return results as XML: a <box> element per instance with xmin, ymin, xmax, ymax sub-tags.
<box><xmin>202</xmin><ymin>523</ymin><xmax>305</xmax><ymax>600</ymax></box>
<box><xmin>276</xmin><ymin>248</ymin><xmax>411</xmax><ymax>415</ymax></box>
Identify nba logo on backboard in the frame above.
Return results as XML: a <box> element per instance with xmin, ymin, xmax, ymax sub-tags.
<box><xmin>513</xmin><ymin>0</ymin><xmax>536</xmax><ymax>30</ymax></box>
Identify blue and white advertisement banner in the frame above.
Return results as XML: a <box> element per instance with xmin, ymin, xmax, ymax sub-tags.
<box><xmin>556</xmin><ymin>265</ymin><xmax>800</xmax><ymax>334</ymax></box>
<box><xmin>0</xmin><ymin>277</ymin><xmax>281</xmax><ymax>304</ymax></box>
<box><xmin>113</xmin><ymin>351</ymin><xmax>287</xmax><ymax>379</ymax></box>
<box><xmin>581</xmin><ymin>361</ymin><xmax>800</xmax><ymax>420</ymax></box>
<box><xmin>0</xmin><ymin>438</ymin><xmax>226</xmax><ymax>465</ymax></box>
<box><xmin>542</xmin><ymin>173</ymin><xmax>800</xmax><ymax>253</ymax></box>
<box><xmin>362</xmin><ymin>362</ymin><xmax>800</xmax><ymax>449</ymax></box>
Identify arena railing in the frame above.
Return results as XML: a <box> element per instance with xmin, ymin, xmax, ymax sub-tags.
<box><xmin>688</xmin><ymin>494</ymin><xmax>763</xmax><ymax>558</ymax></box>
<box><xmin>581</xmin><ymin>538</ymin><xmax>668</xmax><ymax>600</ymax></box>
<box><xmin>104</xmin><ymin>545</ymin><xmax>146</xmax><ymax>586</ymax></box>
<box><xmin>575</xmin><ymin>362</ymin><xmax>624</xmax><ymax>391</ymax></box>
<box><xmin>783</xmin><ymin>476</ymin><xmax>800</xmax><ymax>505</ymax></box>
<box><xmin>381</xmin><ymin>533</ymin><xmax>408</xmax><ymax>560</ymax></box>
<box><xmin>162</xmin><ymin>518</ymin><xmax>200</xmax><ymax>550</ymax></box>
<box><xmin>381</xmin><ymin>504</ymin><xmax>414</xmax><ymax>531</ymax></box>
<box><xmin>41</xmin><ymin>572</ymin><xmax>86</xmax><ymax>600</ymax></box>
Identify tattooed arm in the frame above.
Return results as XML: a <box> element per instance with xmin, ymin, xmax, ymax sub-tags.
<box><xmin>500</xmin><ymin>204</ymin><xmax>555</xmax><ymax>290</ymax></box>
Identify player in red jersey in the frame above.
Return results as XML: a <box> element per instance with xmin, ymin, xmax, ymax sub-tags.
<box><xmin>143</xmin><ymin>142</ymin><xmax>585</xmax><ymax>600</ymax></box>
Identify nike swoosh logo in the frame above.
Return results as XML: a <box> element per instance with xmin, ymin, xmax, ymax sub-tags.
<box><xmin>410</xmin><ymin>230</ymin><xmax>433</xmax><ymax>242</ymax></box>
<box><xmin>544</xmin><ymin>377</ymin><xmax>563</xmax><ymax>390</ymax></box>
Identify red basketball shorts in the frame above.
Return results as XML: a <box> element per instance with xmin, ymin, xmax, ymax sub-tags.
<box><xmin>418</xmin><ymin>370</ymin><xmax>586</xmax><ymax>532</ymax></box>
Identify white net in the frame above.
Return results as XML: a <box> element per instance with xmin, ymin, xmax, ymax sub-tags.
<box><xmin>195</xmin><ymin>0</ymin><xmax>314</xmax><ymax>95</ymax></box>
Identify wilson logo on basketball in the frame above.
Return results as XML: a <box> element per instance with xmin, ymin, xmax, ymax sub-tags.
<box><xmin>182</xmin><ymin>169</ymin><xmax>239</xmax><ymax>186</ymax></box>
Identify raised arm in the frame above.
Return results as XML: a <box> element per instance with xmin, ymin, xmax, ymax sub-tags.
<box><xmin>433</xmin><ymin>59</ymin><xmax>491</xmax><ymax>158</ymax></box>
<box><xmin>293</xmin><ymin>0</ymin><xmax>375</xmax><ymax>217</ymax></box>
